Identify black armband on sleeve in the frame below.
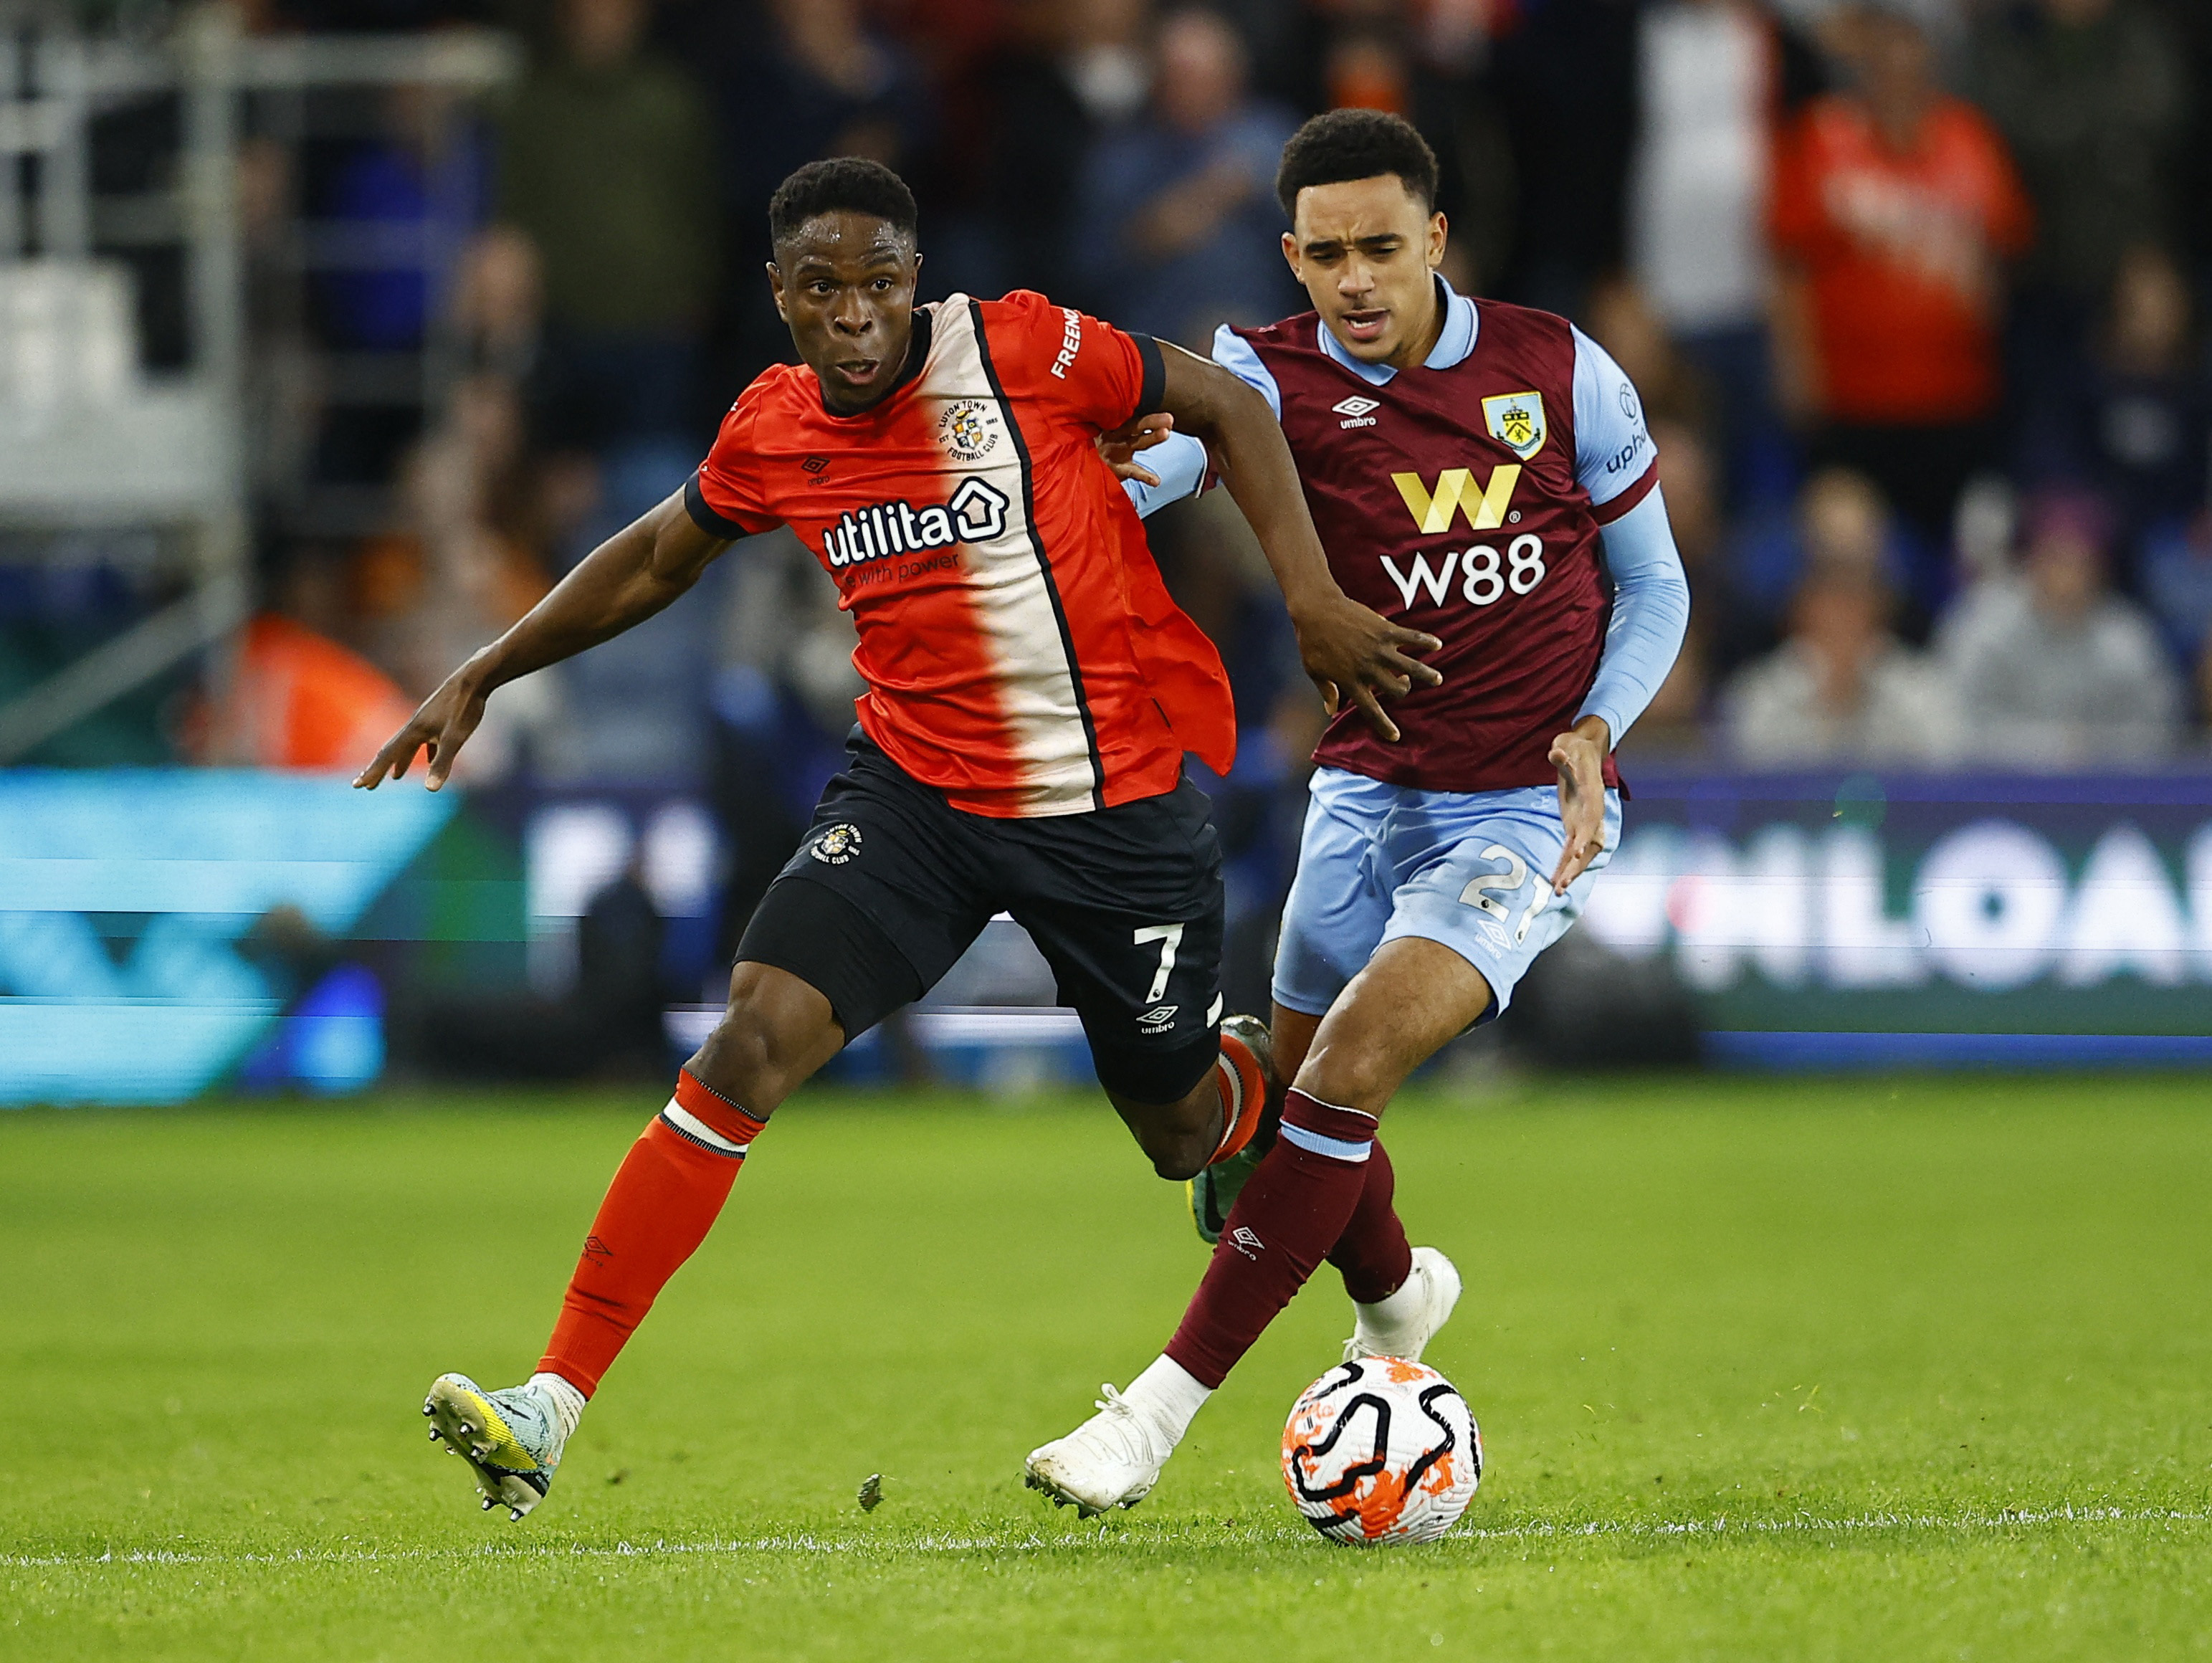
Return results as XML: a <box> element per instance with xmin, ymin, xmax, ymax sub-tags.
<box><xmin>685</xmin><ymin>471</ymin><xmax>754</xmax><ymax>540</ymax></box>
<box><xmin>1130</xmin><ymin>333</ymin><xmax>1167</xmax><ymax>421</ymax></box>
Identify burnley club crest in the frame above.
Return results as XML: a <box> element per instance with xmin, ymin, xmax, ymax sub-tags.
<box><xmin>1482</xmin><ymin>391</ymin><xmax>1546</xmax><ymax>459</ymax></box>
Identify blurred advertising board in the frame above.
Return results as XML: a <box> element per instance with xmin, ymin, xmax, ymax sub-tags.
<box><xmin>8</xmin><ymin>768</ymin><xmax>2210</xmax><ymax>1103</ymax></box>
<box><xmin>1587</xmin><ymin>772</ymin><xmax>2212</xmax><ymax>1067</ymax></box>
<box><xmin>0</xmin><ymin>771</ymin><xmax>454</xmax><ymax>1104</ymax></box>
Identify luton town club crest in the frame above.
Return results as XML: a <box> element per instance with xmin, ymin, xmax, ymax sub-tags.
<box><xmin>1482</xmin><ymin>391</ymin><xmax>1546</xmax><ymax>459</ymax></box>
<box><xmin>810</xmin><ymin>823</ymin><xmax>864</xmax><ymax>865</ymax></box>
<box><xmin>937</xmin><ymin>399</ymin><xmax>999</xmax><ymax>462</ymax></box>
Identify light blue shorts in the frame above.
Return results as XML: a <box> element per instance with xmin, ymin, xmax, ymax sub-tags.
<box><xmin>1272</xmin><ymin>769</ymin><xmax>1622</xmax><ymax>1022</ymax></box>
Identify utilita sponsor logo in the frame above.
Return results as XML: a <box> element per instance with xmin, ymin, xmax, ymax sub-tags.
<box><xmin>822</xmin><ymin>477</ymin><xmax>1010</xmax><ymax>568</ymax></box>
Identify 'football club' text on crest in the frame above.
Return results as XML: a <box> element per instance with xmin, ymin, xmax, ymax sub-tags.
<box><xmin>936</xmin><ymin>398</ymin><xmax>999</xmax><ymax>462</ymax></box>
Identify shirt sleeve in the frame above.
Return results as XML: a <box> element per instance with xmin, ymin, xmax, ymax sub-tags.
<box><xmin>1120</xmin><ymin>431</ymin><xmax>1211</xmax><ymax>518</ymax></box>
<box><xmin>1572</xmin><ymin>325</ymin><xmax>1659</xmax><ymax>522</ymax></box>
<box><xmin>1211</xmin><ymin>323</ymin><xmax>1284</xmax><ymax>418</ymax></box>
<box><xmin>1575</xmin><ymin>485</ymin><xmax>1692</xmax><ymax>744</ymax></box>
<box><xmin>987</xmin><ymin>289</ymin><xmax>1165</xmax><ymax>432</ymax></box>
<box><xmin>686</xmin><ymin>386</ymin><xmax>782</xmax><ymax>540</ymax></box>
<box><xmin>1120</xmin><ymin>322</ymin><xmax>1282</xmax><ymax>513</ymax></box>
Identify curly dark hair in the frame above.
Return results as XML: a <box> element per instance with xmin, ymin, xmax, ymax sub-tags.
<box><xmin>1274</xmin><ymin>109</ymin><xmax>1440</xmax><ymax>222</ymax></box>
<box><xmin>768</xmin><ymin>157</ymin><xmax>920</xmax><ymax>254</ymax></box>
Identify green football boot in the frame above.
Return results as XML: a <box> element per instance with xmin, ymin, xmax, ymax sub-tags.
<box><xmin>1187</xmin><ymin>1013</ymin><xmax>1284</xmax><ymax>1244</ymax></box>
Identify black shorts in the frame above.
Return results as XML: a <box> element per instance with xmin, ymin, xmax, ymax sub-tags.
<box><xmin>737</xmin><ymin>731</ymin><xmax>1224</xmax><ymax>1102</ymax></box>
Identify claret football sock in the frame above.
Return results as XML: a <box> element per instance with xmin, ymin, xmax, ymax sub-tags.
<box><xmin>1163</xmin><ymin>1089</ymin><xmax>1377</xmax><ymax>1388</ymax></box>
<box><xmin>1327</xmin><ymin>1136</ymin><xmax>1414</xmax><ymax>1305</ymax></box>
<box><xmin>538</xmin><ymin>1069</ymin><xmax>768</xmax><ymax>1396</ymax></box>
<box><xmin>1208</xmin><ymin>1029</ymin><xmax>1270</xmax><ymax>1165</ymax></box>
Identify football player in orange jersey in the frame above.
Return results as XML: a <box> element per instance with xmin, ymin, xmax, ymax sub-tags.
<box><xmin>355</xmin><ymin>157</ymin><xmax>1438</xmax><ymax>1520</ymax></box>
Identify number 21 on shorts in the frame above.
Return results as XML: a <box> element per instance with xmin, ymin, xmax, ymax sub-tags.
<box><xmin>1459</xmin><ymin>845</ymin><xmax>1548</xmax><ymax>944</ymax></box>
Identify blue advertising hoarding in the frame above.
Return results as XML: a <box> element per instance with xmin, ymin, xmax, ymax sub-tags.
<box><xmin>0</xmin><ymin>771</ymin><xmax>454</xmax><ymax>1103</ymax></box>
<box><xmin>1586</xmin><ymin>772</ymin><xmax>2212</xmax><ymax>1067</ymax></box>
<box><xmin>4</xmin><ymin>767</ymin><xmax>2209</xmax><ymax>1102</ymax></box>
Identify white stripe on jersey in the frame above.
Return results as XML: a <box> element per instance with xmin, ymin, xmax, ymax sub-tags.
<box><xmin>930</xmin><ymin>300</ymin><xmax>1100</xmax><ymax>816</ymax></box>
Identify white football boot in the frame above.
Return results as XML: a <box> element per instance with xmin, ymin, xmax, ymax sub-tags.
<box><xmin>421</xmin><ymin>1372</ymin><xmax>571</xmax><ymax>1520</ymax></box>
<box><xmin>1342</xmin><ymin>1246</ymin><xmax>1462</xmax><ymax>1363</ymax></box>
<box><xmin>1024</xmin><ymin>1386</ymin><xmax>1175</xmax><ymax>1517</ymax></box>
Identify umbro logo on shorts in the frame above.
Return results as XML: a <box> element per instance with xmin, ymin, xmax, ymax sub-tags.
<box><xmin>1137</xmin><ymin>1003</ymin><xmax>1178</xmax><ymax>1034</ymax></box>
<box><xmin>1332</xmin><ymin>394</ymin><xmax>1380</xmax><ymax>430</ymax></box>
<box><xmin>1229</xmin><ymin>1225</ymin><xmax>1265</xmax><ymax>1259</ymax></box>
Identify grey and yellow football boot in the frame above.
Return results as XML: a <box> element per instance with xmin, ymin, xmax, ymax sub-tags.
<box><xmin>421</xmin><ymin>1372</ymin><xmax>566</xmax><ymax>1520</ymax></box>
<box><xmin>1187</xmin><ymin>1013</ymin><xmax>1285</xmax><ymax>1244</ymax></box>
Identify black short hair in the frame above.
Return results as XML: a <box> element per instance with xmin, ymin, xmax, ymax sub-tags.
<box><xmin>1274</xmin><ymin>109</ymin><xmax>1439</xmax><ymax>223</ymax></box>
<box><xmin>768</xmin><ymin>157</ymin><xmax>919</xmax><ymax>255</ymax></box>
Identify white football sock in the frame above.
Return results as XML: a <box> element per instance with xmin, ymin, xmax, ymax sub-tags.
<box><xmin>1120</xmin><ymin>1354</ymin><xmax>1212</xmax><ymax>1448</ymax></box>
<box><xmin>530</xmin><ymin>1371</ymin><xmax>588</xmax><ymax>1442</ymax></box>
<box><xmin>1357</xmin><ymin>1267</ymin><xmax>1426</xmax><ymax>1326</ymax></box>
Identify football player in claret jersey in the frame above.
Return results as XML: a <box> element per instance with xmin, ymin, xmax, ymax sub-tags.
<box><xmin>1024</xmin><ymin>111</ymin><xmax>1691</xmax><ymax>1515</ymax></box>
<box><xmin>353</xmin><ymin>157</ymin><xmax>1440</xmax><ymax>1520</ymax></box>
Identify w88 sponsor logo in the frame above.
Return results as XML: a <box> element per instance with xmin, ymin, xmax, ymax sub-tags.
<box><xmin>1378</xmin><ymin>535</ymin><xmax>1547</xmax><ymax>611</ymax></box>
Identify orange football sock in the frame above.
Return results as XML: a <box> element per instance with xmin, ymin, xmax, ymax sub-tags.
<box><xmin>1207</xmin><ymin>1030</ymin><xmax>1269</xmax><ymax>1166</ymax></box>
<box><xmin>538</xmin><ymin>1069</ymin><xmax>766</xmax><ymax>1396</ymax></box>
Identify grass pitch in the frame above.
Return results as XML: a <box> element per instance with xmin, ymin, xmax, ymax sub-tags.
<box><xmin>3</xmin><ymin>1073</ymin><xmax>2209</xmax><ymax>1660</ymax></box>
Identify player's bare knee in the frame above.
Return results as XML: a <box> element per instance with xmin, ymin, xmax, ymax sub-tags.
<box><xmin>1292</xmin><ymin>1044</ymin><xmax>1401</xmax><ymax>1120</ymax></box>
<box><xmin>1113</xmin><ymin>1092</ymin><xmax>1217</xmax><ymax>1180</ymax></box>
<box><xmin>1145</xmin><ymin>1133</ymin><xmax>1211</xmax><ymax>1183</ymax></box>
<box><xmin>695</xmin><ymin>1005</ymin><xmax>801</xmax><ymax>1111</ymax></box>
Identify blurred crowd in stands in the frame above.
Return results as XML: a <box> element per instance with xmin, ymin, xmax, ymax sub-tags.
<box><xmin>25</xmin><ymin>0</ymin><xmax>2212</xmax><ymax>804</ymax></box>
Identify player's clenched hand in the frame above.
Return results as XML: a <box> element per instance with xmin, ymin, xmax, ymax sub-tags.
<box><xmin>353</xmin><ymin>664</ymin><xmax>489</xmax><ymax>793</ymax></box>
<box><xmin>1289</xmin><ymin>591</ymin><xmax>1441</xmax><ymax>743</ymax></box>
<box><xmin>1546</xmin><ymin>715</ymin><xmax>1611</xmax><ymax>894</ymax></box>
<box><xmin>1095</xmin><ymin>411</ymin><xmax>1178</xmax><ymax>487</ymax></box>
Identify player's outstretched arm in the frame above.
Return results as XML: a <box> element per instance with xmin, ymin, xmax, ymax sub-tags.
<box><xmin>1151</xmin><ymin>341</ymin><xmax>1441</xmax><ymax>740</ymax></box>
<box><xmin>355</xmin><ymin>487</ymin><xmax>732</xmax><ymax>791</ymax></box>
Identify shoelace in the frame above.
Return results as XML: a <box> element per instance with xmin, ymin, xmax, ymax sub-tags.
<box><xmin>1079</xmin><ymin>1386</ymin><xmax>1159</xmax><ymax>1466</ymax></box>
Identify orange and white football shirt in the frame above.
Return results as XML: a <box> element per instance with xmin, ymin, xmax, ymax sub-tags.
<box><xmin>688</xmin><ymin>290</ymin><xmax>1234</xmax><ymax>819</ymax></box>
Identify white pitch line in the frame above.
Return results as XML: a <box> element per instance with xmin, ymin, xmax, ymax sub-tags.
<box><xmin>4</xmin><ymin>1505</ymin><xmax>2205</xmax><ymax>1571</ymax></box>
<box><xmin>1444</xmin><ymin>1503</ymin><xmax>2212</xmax><ymax>1544</ymax></box>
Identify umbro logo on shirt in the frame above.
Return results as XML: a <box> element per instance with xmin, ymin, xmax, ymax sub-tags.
<box><xmin>1332</xmin><ymin>394</ymin><xmax>1381</xmax><ymax>430</ymax></box>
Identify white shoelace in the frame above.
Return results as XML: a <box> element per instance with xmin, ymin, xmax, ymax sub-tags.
<box><xmin>1079</xmin><ymin>1386</ymin><xmax>1163</xmax><ymax>1466</ymax></box>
